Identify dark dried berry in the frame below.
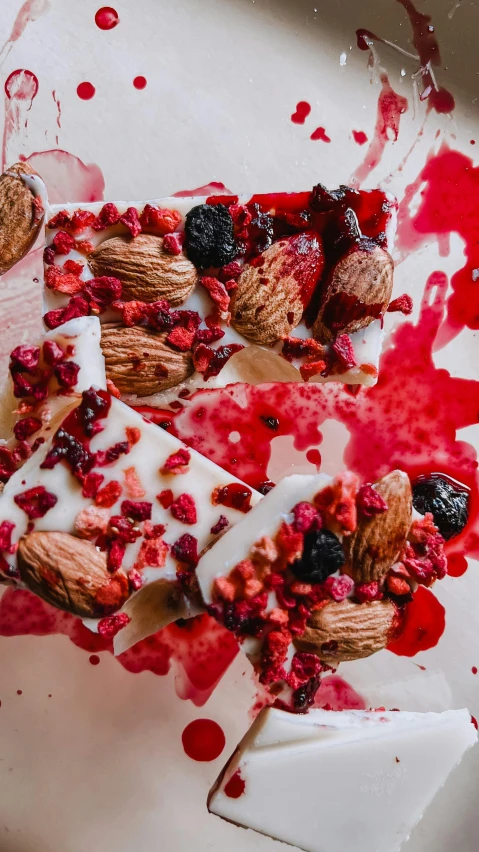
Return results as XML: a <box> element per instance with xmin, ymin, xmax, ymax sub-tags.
<box><xmin>291</xmin><ymin>529</ymin><xmax>345</xmax><ymax>583</ymax></box>
<box><xmin>292</xmin><ymin>673</ymin><xmax>322</xmax><ymax>713</ymax></box>
<box><xmin>247</xmin><ymin>204</ymin><xmax>274</xmax><ymax>255</ymax></box>
<box><xmin>412</xmin><ymin>475</ymin><xmax>469</xmax><ymax>540</ymax></box>
<box><xmin>184</xmin><ymin>203</ymin><xmax>237</xmax><ymax>268</ymax></box>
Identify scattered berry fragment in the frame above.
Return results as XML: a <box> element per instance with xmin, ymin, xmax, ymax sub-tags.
<box><xmin>412</xmin><ymin>475</ymin><xmax>469</xmax><ymax>540</ymax></box>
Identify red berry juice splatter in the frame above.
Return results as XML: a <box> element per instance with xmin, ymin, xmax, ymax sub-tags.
<box><xmin>352</xmin><ymin>130</ymin><xmax>368</xmax><ymax>146</ymax></box>
<box><xmin>77</xmin><ymin>82</ymin><xmax>96</xmax><ymax>100</ymax></box>
<box><xmin>310</xmin><ymin>126</ymin><xmax>331</xmax><ymax>143</ymax></box>
<box><xmin>387</xmin><ymin>586</ymin><xmax>446</xmax><ymax>656</ymax></box>
<box><xmin>224</xmin><ymin>769</ymin><xmax>246</xmax><ymax>798</ymax></box>
<box><xmin>181</xmin><ymin>718</ymin><xmax>226</xmax><ymax>761</ymax></box>
<box><xmin>133</xmin><ymin>76</ymin><xmax>147</xmax><ymax>90</ymax></box>
<box><xmin>291</xmin><ymin>101</ymin><xmax>311</xmax><ymax>124</ymax></box>
<box><xmin>314</xmin><ymin>675</ymin><xmax>366</xmax><ymax>710</ymax></box>
<box><xmin>351</xmin><ymin>74</ymin><xmax>408</xmax><ymax>186</ymax></box>
<box><xmin>95</xmin><ymin>6</ymin><xmax>119</xmax><ymax>29</ymax></box>
<box><xmin>0</xmin><ymin>0</ymin><xmax>50</xmax><ymax>67</ymax></box>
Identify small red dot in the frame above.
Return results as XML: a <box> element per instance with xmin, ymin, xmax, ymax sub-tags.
<box><xmin>16</xmin><ymin>689</ymin><xmax>22</xmax><ymax>695</ymax></box>
<box><xmin>95</xmin><ymin>7</ymin><xmax>119</xmax><ymax>29</ymax></box>
<box><xmin>470</xmin><ymin>140</ymin><xmax>476</xmax><ymax>145</ymax></box>
<box><xmin>472</xmin><ymin>666</ymin><xmax>478</xmax><ymax>675</ymax></box>
<box><xmin>48</xmin><ymin>694</ymin><xmax>52</xmax><ymax>698</ymax></box>
<box><xmin>182</xmin><ymin>719</ymin><xmax>225</xmax><ymax>762</ymax></box>
<box><xmin>133</xmin><ymin>76</ymin><xmax>147</xmax><ymax>90</ymax></box>
<box><xmin>89</xmin><ymin>654</ymin><xmax>100</xmax><ymax>666</ymax></box>
<box><xmin>77</xmin><ymin>82</ymin><xmax>96</xmax><ymax>100</ymax></box>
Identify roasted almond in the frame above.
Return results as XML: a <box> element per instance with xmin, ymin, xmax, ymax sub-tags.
<box><xmin>313</xmin><ymin>242</ymin><xmax>394</xmax><ymax>343</ymax></box>
<box><xmin>0</xmin><ymin>162</ymin><xmax>45</xmax><ymax>275</ymax></box>
<box><xmin>18</xmin><ymin>531</ymin><xmax>130</xmax><ymax>618</ymax></box>
<box><xmin>89</xmin><ymin>234</ymin><xmax>197</xmax><ymax>304</ymax></box>
<box><xmin>230</xmin><ymin>232</ymin><xmax>324</xmax><ymax>345</ymax></box>
<box><xmin>345</xmin><ymin>470</ymin><xmax>412</xmax><ymax>584</ymax></box>
<box><xmin>294</xmin><ymin>598</ymin><xmax>398</xmax><ymax>664</ymax></box>
<box><xmin>101</xmin><ymin>322</ymin><xmax>194</xmax><ymax>395</ymax></box>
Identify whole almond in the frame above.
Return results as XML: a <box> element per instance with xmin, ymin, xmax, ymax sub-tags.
<box><xmin>89</xmin><ymin>234</ymin><xmax>197</xmax><ymax>304</ymax></box>
<box><xmin>313</xmin><ymin>242</ymin><xmax>394</xmax><ymax>343</ymax></box>
<box><xmin>101</xmin><ymin>323</ymin><xmax>194</xmax><ymax>395</ymax></box>
<box><xmin>230</xmin><ymin>232</ymin><xmax>324</xmax><ymax>345</ymax></box>
<box><xmin>294</xmin><ymin>598</ymin><xmax>398</xmax><ymax>664</ymax></box>
<box><xmin>0</xmin><ymin>162</ymin><xmax>45</xmax><ymax>275</ymax></box>
<box><xmin>18</xmin><ymin>531</ymin><xmax>130</xmax><ymax>618</ymax></box>
<box><xmin>345</xmin><ymin>470</ymin><xmax>412</xmax><ymax>584</ymax></box>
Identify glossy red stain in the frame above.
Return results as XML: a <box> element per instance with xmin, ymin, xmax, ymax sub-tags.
<box><xmin>182</xmin><ymin>718</ymin><xmax>226</xmax><ymax>762</ymax></box>
<box><xmin>291</xmin><ymin>101</ymin><xmax>311</xmax><ymax>124</ymax></box>
<box><xmin>133</xmin><ymin>76</ymin><xmax>147</xmax><ymax>90</ymax></box>
<box><xmin>387</xmin><ymin>587</ymin><xmax>446</xmax><ymax>656</ymax></box>
<box><xmin>352</xmin><ymin>130</ymin><xmax>368</xmax><ymax>146</ymax></box>
<box><xmin>95</xmin><ymin>7</ymin><xmax>119</xmax><ymax>29</ymax></box>
<box><xmin>4</xmin><ymin>68</ymin><xmax>38</xmax><ymax>100</ymax></box>
<box><xmin>310</xmin><ymin>126</ymin><xmax>331</xmax><ymax>142</ymax></box>
<box><xmin>224</xmin><ymin>769</ymin><xmax>246</xmax><ymax>798</ymax></box>
<box><xmin>77</xmin><ymin>82</ymin><xmax>96</xmax><ymax>100</ymax></box>
<box><xmin>314</xmin><ymin>675</ymin><xmax>366</xmax><ymax>710</ymax></box>
<box><xmin>89</xmin><ymin>654</ymin><xmax>100</xmax><ymax>665</ymax></box>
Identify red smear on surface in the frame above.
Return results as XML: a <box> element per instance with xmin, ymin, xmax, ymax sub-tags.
<box><xmin>352</xmin><ymin>130</ymin><xmax>368</xmax><ymax>146</ymax></box>
<box><xmin>4</xmin><ymin>68</ymin><xmax>38</xmax><ymax>100</ymax></box>
<box><xmin>24</xmin><ymin>150</ymin><xmax>105</xmax><ymax>202</ymax></box>
<box><xmin>351</xmin><ymin>74</ymin><xmax>408</xmax><ymax>186</ymax></box>
<box><xmin>95</xmin><ymin>7</ymin><xmax>119</xmax><ymax>29</ymax></box>
<box><xmin>181</xmin><ymin>718</ymin><xmax>226</xmax><ymax>762</ymax></box>
<box><xmin>472</xmin><ymin>715</ymin><xmax>478</xmax><ymax>730</ymax></box>
<box><xmin>224</xmin><ymin>769</ymin><xmax>246</xmax><ymax>798</ymax></box>
<box><xmin>77</xmin><ymin>82</ymin><xmax>96</xmax><ymax>100</ymax></box>
<box><xmin>387</xmin><ymin>586</ymin><xmax>446</xmax><ymax>656</ymax></box>
<box><xmin>133</xmin><ymin>76</ymin><xmax>147</xmax><ymax>90</ymax></box>
<box><xmin>172</xmin><ymin>182</ymin><xmax>234</xmax><ymax>199</ymax></box>
<box><xmin>310</xmin><ymin>126</ymin><xmax>331</xmax><ymax>143</ymax></box>
<box><xmin>314</xmin><ymin>675</ymin><xmax>367</xmax><ymax>710</ymax></box>
<box><xmin>291</xmin><ymin>101</ymin><xmax>311</xmax><ymax>124</ymax></box>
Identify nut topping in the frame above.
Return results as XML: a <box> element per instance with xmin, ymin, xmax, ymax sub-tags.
<box><xmin>0</xmin><ymin>162</ymin><xmax>45</xmax><ymax>275</ymax></box>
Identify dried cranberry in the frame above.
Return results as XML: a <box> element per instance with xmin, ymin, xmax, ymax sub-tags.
<box><xmin>42</xmin><ymin>340</ymin><xmax>65</xmax><ymax>365</ymax></box>
<box><xmin>43</xmin><ymin>246</ymin><xmax>56</xmax><ymax>265</ymax></box>
<box><xmin>54</xmin><ymin>361</ymin><xmax>80</xmax><ymax>388</ymax></box>
<box><xmin>77</xmin><ymin>387</ymin><xmax>111</xmax><ymax>437</ymax></box>
<box><xmin>161</xmin><ymin>448</ymin><xmax>190</xmax><ymax>474</ymax></box>
<box><xmin>291</xmin><ymin>529</ymin><xmax>344</xmax><ymax>583</ymax></box>
<box><xmin>292</xmin><ymin>673</ymin><xmax>322</xmax><ymax>712</ymax></box>
<box><xmin>41</xmin><ymin>427</ymin><xmax>95</xmax><ymax>476</ymax></box>
<box><xmin>13</xmin><ymin>416</ymin><xmax>42</xmax><ymax>441</ymax></box>
<box><xmin>332</xmin><ymin>334</ymin><xmax>357</xmax><ymax>371</ymax></box>
<box><xmin>10</xmin><ymin>345</ymin><xmax>40</xmax><ymax>371</ymax></box>
<box><xmin>195</xmin><ymin>325</ymin><xmax>225</xmax><ymax>344</ymax></box>
<box><xmin>14</xmin><ymin>485</ymin><xmax>58</xmax><ymax>519</ymax></box>
<box><xmin>121</xmin><ymin>500</ymin><xmax>152</xmax><ymax>521</ymax></box>
<box><xmin>96</xmin><ymin>441</ymin><xmax>130</xmax><ymax>466</ymax></box>
<box><xmin>83</xmin><ymin>276</ymin><xmax>122</xmax><ymax>309</ymax></box>
<box><xmin>412</xmin><ymin>475</ymin><xmax>469</xmax><ymax>540</ymax></box>
<box><xmin>109</xmin><ymin>516</ymin><xmax>142</xmax><ymax>544</ymax></box>
<box><xmin>0</xmin><ymin>447</ymin><xmax>17</xmax><ymax>483</ymax></box>
<box><xmin>172</xmin><ymin>533</ymin><xmax>199</xmax><ymax>566</ymax></box>
<box><xmin>247</xmin><ymin>204</ymin><xmax>274</xmax><ymax>255</ymax></box>
<box><xmin>212</xmin><ymin>482</ymin><xmax>252</xmax><ymax>512</ymax></box>
<box><xmin>203</xmin><ymin>344</ymin><xmax>244</xmax><ymax>380</ymax></box>
<box><xmin>184</xmin><ymin>203</ymin><xmax>237</xmax><ymax>268</ymax></box>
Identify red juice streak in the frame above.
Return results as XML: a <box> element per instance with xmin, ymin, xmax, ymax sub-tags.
<box><xmin>3</xmin><ymin>69</ymin><xmax>39</xmax><ymax>169</ymax></box>
<box><xmin>224</xmin><ymin>769</ymin><xmax>246</xmax><ymax>798</ymax></box>
<box><xmin>306</xmin><ymin>448</ymin><xmax>321</xmax><ymax>469</ymax></box>
<box><xmin>310</xmin><ymin>127</ymin><xmax>331</xmax><ymax>143</ymax></box>
<box><xmin>387</xmin><ymin>586</ymin><xmax>445</xmax><ymax>656</ymax></box>
<box><xmin>291</xmin><ymin>101</ymin><xmax>311</xmax><ymax>124</ymax></box>
<box><xmin>0</xmin><ymin>0</ymin><xmax>50</xmax><ymax>66</ymax></box>
<box><xmin>24</xmin><ymin>150</ymin><xmax>105</xmax><ymax>202</ymax></box>
<box><xmin>0</xmin><ymin>590</ymin><xmax>238</xmax><ymax>706</ymax></box>
<box><xmin>77</xmin><ymin>82</ymin><xmax>96</xmax><ymax>100</ymax></box>
<box><xmin>213</xmin><ymin>483</ymin><xmax>253</xmax><ymax>512</ymax></box>
<box><xmin>352</xmin><ymin>130</ymin><xmax>368</xmax><ymax>146</ymax></box>
<box><xmin>133</xmin><ymin>76</ymin><xmax>147</xmax><ymax>90</ymax></box>
<box><xmin>95</xmin><ymin>6</ymin><xmax>119</xmax><ymax>29</ymax></box>
<box><xmin>472</xmin><ymin>666</ymin><xmax>478</xmax><ymax>675</ymax></box>
<box><xmin>314</xmin><ymin>675</ymin><xmax>366</xmax><ymax>710</ymax></box>
<box><xmin>351</xmin><ymin>74</ymin><xmax>408</xmax><ymax>186</ymax></box>
<box><xmin>181</xmin><ymin>718</ymin><xmax>226</xmax><ymax>762</ymax></box>
<box><xmin>396</xmin><ymin>0</ymin><xmax>440</xmax><ymax>65</ymax></box>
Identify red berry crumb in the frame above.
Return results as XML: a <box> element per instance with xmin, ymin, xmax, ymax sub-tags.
<box><xmin>95</xmin><ymin>480</ymin><xmax>122</xmax><ymax>508</ymax></box>
<box><xmin>157</xmin><ymin>489</ymin><xmax>174</xmax><ymax>509</ymax></box>
<box><xmin>97</xmin><ymin>612</ymin><xmax>131</xmax><ymax>638</ymax></box>
<box><xmin>172</xmin><ymin>533</ymin><xmax>199</xmax><ymax>566</ymax></box>
<box><xmin>170</xmin><ymin>493</ymin><xmax>197</xmax><ymax>525</ymax></box>
<box><xmin>388</xmin><ymin>294</ymin><xmax>413</xmax><ymax>315</ymax></box>
<box><xmin>119</xmin><ymin>206</ymin><xmax>142</xmax><ymax>237</ymax></box>
<box><xmin>14</xmin><ymin>485</ymin><xmax>58</xmax><ymax>519</ymax></box>
<box><xmin>356</xmin><ymin>483</ymin><xmax>388</xmax><ymax>517</ymax></box>
<box><xmin>161</xmin><ymin>448</ymin><xmax>190</xmax><ymax>475</ymax></box>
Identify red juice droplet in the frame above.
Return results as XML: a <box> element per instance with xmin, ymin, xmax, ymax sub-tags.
<box><xmin>387</xmin><ymin>586</ymin><xmax>446</xmax><ymax>656</ymax></box>
<box><xmin>4</xmin><ymin>68</ymin><xmax>38</xmax><ymax>100</ymax></box>
<box><xmin>224</xmin><ymin>769</ymin><xmax>246</xmax><ymax>798</ymax></box>
<box><xmin>16</xmin><ymin>689</ymin><xmax>22</xmax><ymax>695</ymax></box>
<box><xmin>291</xmin><ymin>101</ymin><xmax>311</xmax><ymax>124</ymax></box>
<box><xmin>470</xmin><ymin>140</ymin><xmax>476</xmax><ymax>145</ymax></box>
<box><xmin>182</xmin><ymin>718</ymin><xmax>226</xmax><ymax>762</ymax></box>
<box><xmin>77</xmin><ymin>82</ymin><xmax>96</xmax><ymax>100</ymax></box>
<box><xmin>89</xmin><ymin>654</ymin><xmax>100</xmax><ymax>665</ymax></box>
<box><xmin>133</xmin><ymin>76</ymin><xmax>147</xmax><ymax>90</ymax></box>
<box><xmin>310</xmin><ymin>126</ymin><xmax>331</xmax><ymax>142</ymax></box>
<box><xmin>472</xmin><ymin>666</ymin><xmax>478</xmax><ymax>675</ymax></box>
<box><xmin>95</xmin><ymin>7</ymin><xmax>119</xmax><ymax>29</ymax></box>
<box><xmin>352</xmin><ymin>130</ymin><xmax>368</xmax><ymax>146</ymax></box>
<box><xmin>447</xmin><ymin>553</ymin><xmax>468</xmax><ymax>577</ymax></box>
<box><xmin>306</xmin><ymin>448</ymin><xmax>321</xmax><ymax>469</ymax></box>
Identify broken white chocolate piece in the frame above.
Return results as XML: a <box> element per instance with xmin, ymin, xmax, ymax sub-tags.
<box><xmin>209</xmin><ymin>706</ymin><xmax>477</xmax><ymax>852</ymax></box>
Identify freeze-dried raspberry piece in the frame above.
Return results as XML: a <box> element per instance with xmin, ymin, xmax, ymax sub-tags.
<box><xmin>292</xmin><ymin>501</ymin><xmax>322</xmax><ymax>533</ymax></box>
<box><xmin>287</xmin><ymin>651</ymin><xmax>322</xmax><ymax>689</ymax></box>
<box><xmin>63</xmin><ymin>258</ymin><xmax>85</xmax><ymax>276</ymax></box>
<box><xmin>356</xmin><ymin>483</ymin><xmax>388</xmax><ymax>517</ymax></box>
<box><xmin>121</xmin><ymin>500</ymin><xmax>152</xmax><ymax>521</ymax></box>
<box><xmin>288</xmin><ymin>603</ymin><xmax>312</xmax><ymax>637</ymax></box>
<box><xmin>162</xmin><ymin>232</ymin><xmax>183</xmax><ymax>255</ymax></box>
<box><xmin>386</xmin><ymin>575</ymin><xmax>411</xmax><ymax>596</ymax></box>
<box><xmin>210</xmin><ymin>515</ymin><xmax>229</xmax><ymax>535</ymax></box>
<box><xmin>135</xmin><ymin>536</ymin><xmax>168</xmax><ymax>569</ymax></box>
<box><xmin>199</xmin><ymin>276</ymin><xmax>230</xmax><ymax>312</ymax></box>
<box><xmin>0</xmin><ymin>447</ymin><xmax>16</xmax><ymax>483</ymax></box>
<box><xmin>388</xmin><ymin>294</ymin><xmax>413</xmax><ymax>315</ymax></box>
<box><xmin>95</xmin><ymin>480</ymin><xmax>122</xmax><ymax>508</ymax></box>
<box><xmin>281</xmin><ymin>336</ymin><xmax>325</xmax><ymax>362</ymax></box>
<box><xmin>96</xmin><ymin>441</ymin><xmax>130</xmax><ymax>466</ymax></box>
<box><xmin>315</xmin><ymin>471</ymin><xmax>359</xmax><ymax>534</ymax></box>
<box><xmin>43</xmin><ymin>246</ymin><xmax>55</xmax><ymax>265</ymax></box>
<box><xmin>355</xmin><ymin>581</ymin><xmax>382</xmax><ymax>602</ymax></box>
<box><xmin>251</xmin><ymin>535</ymin><xmax>279</xmax><ymax>567</ymax></box>
<box><xmin>14</xmin><ymin>485</ymin><xmax>58</xmax><ymax>520</ymax></box>
<box><xmin>172</xmin><ymin>533</ymin><xmax>199</xmax><ymax>566</ymax></box>
<box><xmin>70</xmin><ymin>209</ymin><xmax>96</xmax><ymax>233</ymax></box>
<box><xmin>75</xmin><ymin>239</ymin><xmax>95</xmax><ymax>255</ymax></box>
<box><xmin>323</xmin><ymin>574</ymin><xmax>354</xmax><ymax>601</ymax></box>
<box><xmin>300</xmin><ymin>359</ymin><xmax>327</xmax><ymax>380</ymax></box>
<box><xmin>143</xmin><ymin>521</ymin><xmax>166</xmax><ymax>540</ymax></box>
<box><xmin>259</xmin><ymin>629</ymin><xmax>291</xmax><ymax>684</ymax></box>
<box><xmin>123</xmin><ymin>466</ymin><xmax>145</xmax><ymax>498</ymax></box>
<box><xmin>332</xmin><ymin>334</ymin><xmax>357</xmax><ymax>372</ymax></box>
<box><xmin>166</xmin><ymin>324</ymin><xmax>196</xmax><ymax>351</ymax></box>
<box><xmin>97</xmin><ymin>612</ymin><xmax>131</xmax><ymax>638</ymax></box>
<box><xmin>161</xmin><ymin>448</ymin><xmax>190</xmax><ymax>475</ymax></box>
<box><xmin>194</xmin><ymin>325</ymin><xmax>225</xmax><ymax>344</ymax></box>
<box><xmin>44</xmin><ymin>295</ymin><xmax>90</xmax><ymax>329</ymax></box>
<box><xmin>42</xmin><ymin>340</ymin><xmax>65</xmax><ymax>365</ymax></box>
<box><xmin>83</xmin><ymin>276</ymin><xmax>122</xmax><ymax>309</ymax></box>
<box><xmin>218</xmin><ymin>260</ymin><xmax>242</xmax><ymax>282</ymax></box>
<box><xmin>276</xmin><ymin>521</ymin><xmax>304</xmax><ymax>564</ymax></box>
<box><xmin>54</xmin><ymin>361</ymin><xmax>80</xmax><ymax>388</ymax></box>
<box><xmin>75</xmin><ymin>505</ymin><xmax>110</xmax><ymax>539</ymax></box>
<box><xmin>107</xmin><ymin>538</ymin><xmax>126</xmax><ymax>572</ymax></box>
<box><xmin>13</xmin><ymin>416</ymin><xmax>42</xmax><ymax>441</ymax></box>
<box><xmin>45</xmin><ymin>264</ymin><xmax>84</xmax><ymax>295</ymax></box>
<box><xmin>47</xmin><ymin>209</ymin><xmax>71</xmax><ymax>229</ymax></box>
<box><xmin>109</xmin><ymin>515</ymin><xmax>142</xmax><ymax>544</ymax></box>
<box><xmin>214</xmin><ymin>576</ymin><xmax>236</xmax><ymax>602</ymax></box>
<box><xmin>139</xmin><ymin>204</ymin><xmax>182</xmax><ymax>234</ymax></box>
<box><xmin>120</xmin><ymin>206</ymin><xmax>142</xmax><ymax>237</ymax></box>
<box><xmin>157</xmin><ymin>489</ymin><xmax>173</xmax><ymax>509</ymax></box>
<box><xmin>10</xmin><ymin>344</ymin><xmax>40</xmax><ymax>371</ymax></box>
<box><xmin>128</xmin><ymin>569</ymin><xmax>143</xmax><ymax>591</ymax></box>
<box><xmin>0</xmin><ymin>521</ymin><xmax>15</xmax><ymax>553</ymax></box>
<box><xmin>92</xmin><ymin>203</ymin><xmax>121</xmax><ymax>231</ymax></box>
<box><xmin>52</xmin><ymin>230</ymin><xmax>75</xmax><ymax>254</ymax></box>
<box><xmin>170</xmin><ymin>493</ymin><xmax>197</xmax><ymax>525</ymax></box>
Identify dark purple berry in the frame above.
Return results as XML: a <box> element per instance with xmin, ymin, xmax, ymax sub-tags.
<box><xmin>184</xmin><ymin>203</ymin><xmax>237</xmax><ymax>268</ymax></box>
<box><xmin>292</xmin><ymin>673</ymin><xmax>322</xmax><ymax>713</ymax></box>
<box><xmin>260</xmin><ymin>415</ymin><xmax>280</xmax><ymax>431</ymax></box>
<box><xmin>412</xmin><ymin>475</ymin><xmax>469</xmax><ymax>540</ymax></box>
<box><xmin>291</xmin><ymin>529</ymin><xmax>345</xmax><ymax>584</ymax></box>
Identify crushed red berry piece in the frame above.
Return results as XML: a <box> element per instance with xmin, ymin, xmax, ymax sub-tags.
<box><xmin>199</xmin><ymin>276</ymin><xmax>230</xmax><ymax>312</ymax></box>
<box><xmin>83</xmin><ymin>276</ymin><xmax>122</xmax><ymax>309</ymax></box>
<box><xmin>119</xmin><ymin>207</ymin><xmax>142</xmax><ymax>237</ymax></box>
<box><xmin>44</xmin><ymin>295</ymin><xmax>90</xmax><ymax>329</ymax></box>
<box><xmin>121</xmin><ymin>500</ymin><xmax>152</xmax><ymax>521</ymax></box>
<box><xmin>82</xmin><ymin>471</ymin><xmax>105</xmax><ymax>498</ymax></box>
<box><xmin>76</xmin><ymin>387</ymin><xmax>111</xmax><ymax>437</ymax></box>
<box><xmin>43</xmin><ymin>246</ymin><xmax>55</xmax><ymax>265</ymax></box>
<box><xmin>172</xmin><ymin>533</ymin><xmax>199</xmax><ymax>566</ymax></box>
<box><xmin>13</xmin><ymin>416</ymin><xmax>42</xmax><ymax>441</ymax></box>
<box><xmin>92</xmin><ymin>203</ymin><xmax>121</xmax><ymax>231</ymax></box>
<box><xmin>355</xmin><ymin>581</ymin><xmax>382</xmax><ymax>602</ymax></box>
<box><xmin>42</xmin><ymin>340</ymin><xmax>65</xmax><ymax>365</ymax></box>
<box><xmin>315</xmin><ymin>471</ymin><xmax>358</xmax><ymax>534</ymax></box>
<box><xmin>70</xmin><ymin>209</ymin><xmax>96</xmax><ymax>233</ymax></box>
<box><xmin>287</xmin><ymin>651</ymin><xmax>323</xmax><ymax>688</ymax></box>
<box><xmin>323</xmin><ymin>574</ymin><xmax>354</xmax><ymax>601</ymax></box>
<box><xmin>47</xmin><ymin>209</ymin><xmax>71</xmax><ymax>229</ymax></box>
<box><xmin>54</xmin><ymin>361</ymin><xmax>80</xmax><ymax>388</ymax></box>
<box><xmin>300</xmin><ymin>360</ymin><xmax>327</xmax><ymax>381</ymax></box>
<box><xmin>14</xmin><ymin>485</ymin><xmax>58</xmax><ymax>519</ymax></box>
<box><xmin>97</xmin><ymin>612</ymin><xmax>131</xmax><ymax>638</ymax></box>
<box><xmin>281</xmin><ymin>337</ymin><xmax>325</xmax><ymax>362</ymax></box>
<box><xmin>10</xmin><ymin>344</ymin><xmax>40</xmax><ymax>371</ymax></box>
<box><xmin>292</xmin><ymin>501</ymin><xmax>322</xmax><ymax>533</ymax></box>
<box><xmin>332</xmin><ymin>334</ymin><xmax>357</xmax><ymax>372</ymax></box>
<box><xmin>211</xmin><ymin>515</ymin><xmax>229</xmax><ymax>535</ymax></box>
<box><xmin>41</xmin><ymin>427</ymin><xmax>95</xmax><ymax>476</ymax></box>
<box><xmin>157</xmin><ymin>489</ymin><xmax>173</xmax><ymax>508</ymax></box>
<box><xmin>357</xmin><ymin>483</ymin><xmax>388</xmax><ymax>517</ymax></box>
<box><xmin>96</xmin><ymin>441</ymin><xmax>130</xmax><ymax>466</ymax></box>
<box><xmin>52</xmin><ymin>230</ymin><xmax>75</xmax><ymax>254</ymax></box>
<box><xmin>108</xmin><ymin>538</ymin><xmax>126</xmax><ymax>572</ymax></box>
<box><xmin>126</xmin><ymin>427</ymin><xmax>141</xmax><ymax>446</ymax></box>
<box><xmin>195</xmin><ymin>325</ymin><xmax>225</xmax><ymax>344</ymax></box>
<box><xmin>161</xmin><ymin>448</ymin><xmax>191</xmax><ymax>475</ymax></box>
<box><xmin>0</xmin><ymin>521</ymin><xmax>15</xmax><ymax>553</ymax></box>
<box><xmin>143</xmin><ymin>521</ymin><xmax>166</xmax><ymax>540</ymax></box>
<box><xmin>388</xmin><ymin>294</ymin><xmax>413</xmax><ymax>315</ymax></box>
<box><xmin>260</xmin><ymin>629</ymin><xmax>291</xmax><ymax>684</ymax></box>
<box><xmin>170</xmin><ymin>493</ymin><xmax>197</xmax><ymax>525</ymax></box>
<box><xmin>166</xmin><ymin>324</ymin><xmax>196</xmax><ymax>351</ymax></box>
<box><xmin>45</xmin><ymin>264</ymin><xmax>84</xmax><ymax>295</ymax></box>
<box><xmin>0</xmin><ymin>447</ymin><xmax>16</xmax><ymax>483</ymax></box>
<box><xmin>276</xmin><ymin>521</ymin><xmax>304</xmax><ymax>563</ymax></box>
<box><xmin>139</xmin><ymin>204</ymin><xmax>182</xmax><ymax>234</ymax></box>
<box><xmin>95</xmin><ymin>480</ymin><xmax>122</xmax><ymax>508</ymax></box>
<box><xmin>218</xmin><ymin>260</ymin><xmax>242</xmax><ymax>282</ymax></box>
<box><xmin>135</xmin><ymin>536</ymin><xmax>168</xmax><ymax>569</ymax></box>
<box><xmin>63</xmin><ymin>258</ymin><xmax>85</xmax><ymax>276</ymax></box>
<box><xmin>128</xmin><ymin>569</ymin><xmax>143</xmax><ymax>591</ymax></box>
<box><xmin>387</xmin><ymin>575</ymin><xmax>411</xmax><ymax>596</ymax></box>
<box><xmin>162</xmin><ymin>232</ymin><xmax>183</xmax><ymax>254</ymax></box>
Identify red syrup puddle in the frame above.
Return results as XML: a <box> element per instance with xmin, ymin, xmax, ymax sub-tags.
<box><xmin>181</xmin><ymin>718</ymin><xmax>226</xmax><ymax>761</ymax></box>
<box><xmin>310</xmin><ymin>127</ymin><xmax>331</xmax><ymax>143</ymax></box>
<box><xmin>291</xmin><ymin>101</ymin><xmax>311</xmax><ymax>124</ymax></box>
<box><xmin>352</xmin><ymin>130</ymin><xmax>368</xmax><ymax>146</ymax></box>
<box><xmin>95</xmin><ymin>6</ymin><xmax>120</xmax><ymax>29</ymax></box>
<box><xmin>350</xmin><ymin>73</ymin><xmax>408</xmax><ymax>187</ymax></box>
<box><xmin>89</xmin><ymin>654</ymin><xmax>100</xmax><ymax>665</ymax></box>
<box><xmin>472</xmin><ymin>666</ymin><xmax>478</xmax><ymax>675</ymax></box>
<box><xmin>387</xmin><ymin>586</ymin><xmax>446</xmax><ymax>656</ymax></box>
<box><xmin>314</xmin><ymin>675</ymin><xmax>366</xmax><ymax>710</ymax></box>
<box><xmin>224</xmin><ymin>769</ymin><xmax>246</xmax><ymax>798</ymax></box>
